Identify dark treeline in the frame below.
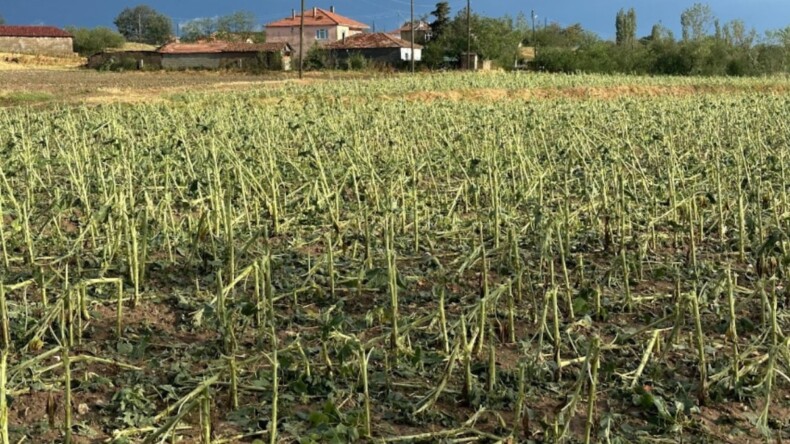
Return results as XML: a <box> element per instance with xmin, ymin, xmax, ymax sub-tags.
<box><xmin>527</xmin><ymin>3</ymin><xmax>790</xmax><ymax>76</ymax></box>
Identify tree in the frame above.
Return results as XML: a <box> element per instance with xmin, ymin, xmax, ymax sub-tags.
<box><xmin>114</xmin><ymin>5</ymin><xmax>172</xmax><ymax>45</ymax></box>
<box><xmin>65</xmin><ymin>26</ymin><xmax>126</xmax><ymax>55</ymax></box>
<box><xmin>766</xmin><ymin>26</ymin><xmax>790</xmax><ymax>47</ymax></box>
<box><xmin>616</xmin><ymin>9</ymin><xmax>626</xmax><ymax>46</ymax></box>
<box><xmin>648</xmin><ymin>23</ymin><xmax>674</xmax><ymax>43</ymax></box>
<box><xmin>627</xmin><ymin>9</ymin><xmax>637</xmax><ymax>46</ymax></box>
<box><xmin>765</xmin><ymin>26</ymin><xmax>790</xmax><ymax>71</ymax></box>
<box><xmin>722</xmin><ymin>20</ymin><xmax>755</xmax><ymax>48</ymax></box>
<box><xmin>753</xmin><ymin>43</ymin><xmax>786</xmax><ymax>73</ymax></box>
<box><xmin>217</xmin><ymin>11</ymin><xmax>256</xmax><ymax>34</ymax></box>
<box><xmin>681</xmin><ymin>3</ymin><xmax>714</xmax><ymax>41</ymax></box>
<box><xmin>527</xmin><ymin>22</ymin><xmax>597</xmax><ymax>48</ymax></box>
<box><xmin>181</xmin><ymin>11</ymin><xmax>258</xmax><ymax>42</ymax></box>
<box><xmin>0</xmin><ymin>15</ymin><xmax>5</xmax><ymax>25</ymax></box>
<box><xmin>180</xmin><ymin>18</ymin><xmax>217</xmax><ymax>42</ymax></box>
<box><xmin>424</xmin><ymin>9</ymin><xmax>527</xmax><ymax>68</ymax></box>
<box><xmin>615</xmin><ymin>8</ymin><xmax>636</xmax><ymax>46</ymax></box>
<box><xmin>616</xmin><ymin>8</ymin><xmax>636</xmax><ymax>46</ymax></box>
<box><xmin>651</xmin><ymin>24</ymin><xmax>662</xmax><ymax>42</ymax></box>
<box><xmin>430</xmin><ymin>2</ymin><xmax>451</xmax><ymax>40</ymax></box>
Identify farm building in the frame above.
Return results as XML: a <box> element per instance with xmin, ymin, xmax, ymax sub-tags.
<box><xmin>89</xmin><ymin>41</ymin><xmax>293</xmax><ymax>71</ymax></box>
<box><xmin>326</xmin><ymin>33</ymin><xmax>422</xmax><ymax>67</ymax></box>
<box><xmin>460</xmin><ymin>52</ymin><xmax>480</xmax><ymax>70</ymax></box>
<box><xmin>158</xmin><ymin>41</ymin><xmax>293</xmax><ymax>71</ymax></box>
<box><xmin>515</xmin><ymin>44</ymin><xmax>536</xmax><ymax>69</ymax></box>
<box><xmin>395</xmin><ymin>21</ymin><xmax>432</xmax><ymax>44</ymax></box>
<box><xmin>0</xmin><ymin>25</ymin><xmax>74</xmax><ymax>56</ymax></box>
<box><xmin>87</xmin><ymin>50</ymin><xmax>162</xmax><ymax>70</ymax></box>
<box><xmin>266</xmin><ymin>7</ymin><xmax>369</xmax><ymax>48</ymax></box>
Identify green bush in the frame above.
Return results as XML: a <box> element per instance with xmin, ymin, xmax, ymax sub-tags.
<box><xmin>304</xmin><ymin>45</ymin><xmax>329</xmax><ymax>70</ymax></box>
<box><xmin>65</xmin><ymin>26</ymin><xmax>126</xmax><ymax>56</ymax></box>
<box><xmin>269</xmin><ymin>51</ymin><xmax>284</xmax><ymax>71</ymax></box>
<box><xmin>248</xmin><ymin>51</ymin><xmax>284</xmax><ymax>73</ymax></box>
<box><xmin>347</xmin><ymin>53</ymin><xmax>368</xmax><ymax>71</ymax></box>
<box><xmin>98</xmin><ymin>56</ymin><xmax>143</xmax><ymax>72</ymax></box>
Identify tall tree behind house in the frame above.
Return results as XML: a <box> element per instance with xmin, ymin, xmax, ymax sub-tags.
<box><xmin>430</xmin><ymin>2</ymin><xmax>451</xmax><ymax>40</ymax></box>
<box><xmin>114</xmin><ymin>5</ymin><xmax>172</xmax><ymax>45</ymax></box>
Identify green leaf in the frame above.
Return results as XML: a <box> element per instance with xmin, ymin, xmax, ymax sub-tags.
<box><xmin>116</xmin><ymin>341</ymin><xmax>133</xmax><ymax>356</ymax></box>
<box><xmin>308</xmin><ymin>411</ymin><xmax>330</xmax><ymax>427</ymax></box>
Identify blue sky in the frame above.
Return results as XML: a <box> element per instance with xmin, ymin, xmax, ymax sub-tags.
<box><xmin>3</xmin><ymin>1</ymin><xmax>789</xmax><ymax>40</ymax></box>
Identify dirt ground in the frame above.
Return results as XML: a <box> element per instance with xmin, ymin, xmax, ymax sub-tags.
<box><xmin>3</xmin><ymin>62</ymin><xmax>790</xmax><ymax>443</ymax></box>
<box><xmin>404</xmin><ymin>83</ymin><xmax>790</xmax><ymax>102</ymax></box>
<box><xmin>0</xmin><ymin>68</ymin><xmax>313</xmax><ymax>106</ymax></box>
<box><xmin>0</xmin><ymin>54</ymin><xmax>387</xmax><ymax>106</ymax></box>
<box><xmin>4</xmin><ymin>57</ymin><xmax>790</xmax><ymax>109</ymax></box>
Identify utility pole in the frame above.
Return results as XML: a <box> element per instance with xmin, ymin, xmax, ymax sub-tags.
<box><xmin>531</xmin><ymin>10</ymin><xmax>536</xmax><ymax>41</ymax></box>
<box><xmin>531</xmin><ymin>10</ymin><xmax>537</xmax><ymax>57</ymax></box>
<box><xmin>466</xmin><ymin>0</ymin><xmax>471</xmax><ymax>70</ymax></box>
<box><xmin>299</xmin><ymin>0</ymin><xmax>305</xmax><ymax>79</ymax></box>
<box><xmin>410</xmin><ymin>0</ymin><xmax>415</xmax><ymax>73</ymax></box>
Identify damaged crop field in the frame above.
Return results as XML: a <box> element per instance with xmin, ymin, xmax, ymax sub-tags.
<box><xmin>0</xmin><ymin>72</ymin><xmax>788</xmax><ymax>443</ymax></box>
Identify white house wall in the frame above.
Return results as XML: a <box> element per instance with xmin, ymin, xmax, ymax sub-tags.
<box><xmin>400</xmin><ymin>47</ymin><xmax>422</xmax><ymax>61</ymax></box>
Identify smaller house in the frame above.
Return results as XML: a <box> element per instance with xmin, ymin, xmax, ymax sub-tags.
<box><xmin>158</xmin><ymin>41</ymin><xmax>293</xmax><ymax>70</ymax></box>
<box><xmin>460</xmin><ymin>52</ymin><xmax>479</xmax><ymax>70</ymax></box>
<box><xmin>396</xmin><ymin>21</ymin><xmax>432</xmax><ymax>44</ymax></box>
<box><xmin>326</xmin><ymin>33</ymin><xmax>421</xmax><ymax>67</ymax></box>
<box><xmin>0</xmin><ymin>25</ymin><xmax>74</xmax><ymax>56</ymax></box>
<box><xmin>458</xmin><ymin>52</ymin><xmax>492</xmax><ymax>71</ymax></box>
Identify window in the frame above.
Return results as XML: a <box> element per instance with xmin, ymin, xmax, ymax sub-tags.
<box><xmin>316</xmin><ymin>29</ymin><xmax>329</xmax><ymax>40</ymax></box>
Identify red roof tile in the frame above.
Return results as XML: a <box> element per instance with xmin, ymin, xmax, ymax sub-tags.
<box><xmin>224</xmin><ymin>42</ymin><xmax>292</xmax><ymax>53</ymax></box>
<box><xmin>157</xmin><ymin>41</ymin><xmax>291</xmax><ymax>54</ymax></box>
<box><xmin>326</xmin><ymin>33</ymin><xmax>422</xmax><ymax>50</ymax></box>
<box><xmin>266</xmin><ymin>8</ymin><xmax>369</xmax><ymax>30</ymax></box>
<box><xmin>0</xmin><ymin>25</ymin><xmax>72</xmax><ymax>38</ymax></box>
<box><xmin>157</xmin><ymin>41</ymin><xmax>226</xmax><ymax>54</ymax></box>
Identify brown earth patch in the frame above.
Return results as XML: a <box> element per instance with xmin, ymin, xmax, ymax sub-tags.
<box><xmin>0</xmin><ymin>69</ymin><xmax>326</xmax><ymax>107</ymax></box>
<box><xmin>404</xmin><ymin>84</ymin><xmax>790</xmax><ymax>103</ymax></box>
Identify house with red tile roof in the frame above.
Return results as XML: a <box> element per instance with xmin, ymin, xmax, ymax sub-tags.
<box><xmin>326</xmin><ymin>33</ymin><xmax>422</xmax><ymax>67</ymax></box>
<box><xmin>87</xmin><ymin>41</ymin><xmax>293</xmax><ymax>71</ymax></box>
<box><xmin>393</xmin><ymin>21</ymin><xmax>432</xmax><ymax>45</ymax></box>
<box><xmin>0</xmin><ymin>25</ymin><xmax>74</xmax><ymax>56</ymax></box>
<box><xmin>159</xmin><ymin>41</ymin><xmax>292</xmax><ymax>70</ymax></box>
<box><xmin>265</xmin><ymin>7</ymin><xmax>370</xmax><ymax>49</ymax></box>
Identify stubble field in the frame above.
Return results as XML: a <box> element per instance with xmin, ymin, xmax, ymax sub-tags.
<box><xmin>0</xmin><ymin>70</ymin><xmax>789</xmax><ymax>443</ymax></box>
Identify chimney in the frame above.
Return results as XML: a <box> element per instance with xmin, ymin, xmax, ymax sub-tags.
<box><xmin>291</xmin><ymin>9</ymin><xmax>295</xmax><ymax>19</ymax></box>
<box><xmin>330</xmin><ymin>6</ymin><xmax>336</xmax><ymax>13</ymax></box>
<box><xmin>313</xmin><ymin>7</ymin><xmax>318</xmax><ymax>16</ymax></box>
